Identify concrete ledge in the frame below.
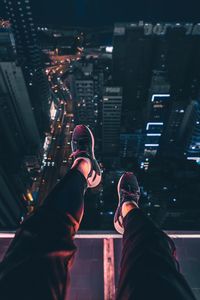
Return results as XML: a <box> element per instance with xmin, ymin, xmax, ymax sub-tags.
<box><xmin>1</xmin><ymin>231</ymin><xmax>200</xmax><ymax>239</ymax></box>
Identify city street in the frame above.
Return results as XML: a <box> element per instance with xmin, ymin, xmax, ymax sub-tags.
<box><xmin>32</xmin><ymin>59</ymin><xmax>75</xmax><ymax>204</ymax></box>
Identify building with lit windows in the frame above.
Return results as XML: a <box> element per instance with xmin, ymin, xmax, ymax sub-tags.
<box><xmin>178</xmin><ymin>100</ymin><xmax>200</xmax><ymax>164</ymax></box>
<box><xmin>0</xmin><ymin>26</ymin><xmax>15</xmax><ymax>61</ymax></box>
<box><xmin>75</xmin><ymin>79</ymin><xmax>96</xmax><ymax>127</ymax></box>
<box><xmin>4</xmin><ymin>0</ymin><xmax>50</xmax><ymax>136</ymax></box>
<box><xmin>139</xmin><ymin>69</ymin><xmax>171</xmax><ymax>169</ymax></box>
<box><xmin>3</xmin><ymin>0</ymin><xmax>40</xmax><ymax>67</ymax></box>
<box><xmin>73</xmin><ymin>60</ymin><xmax>103</xmax><ymax>134</ymax></box>
<box><xmin>120</xmin><ymin>131</ymin><xmax>144</xmax><ymax>159</ymax></box>
<box><xmin>0</xmin><ymin>60</ymin><xmax>40</xmax><ymax>227</ymax></box>
<box><xmin>102</xmin><ymin>87</ymin><xmax>123</xmax><ymax>156</ymax></box>
<box><xmin>0</xmin><ymin>62</ymin><xmax>41</xmax><ymax>151</ymax></box>
<box><xmin>0</xmin><ymin>19</ymin><xmax>42</xmax><ymax>228</ymax></box>
<box><xmin>113</xmin><ymin>22</ymin><xmax>200</xmax><ymax>154</ymax></box>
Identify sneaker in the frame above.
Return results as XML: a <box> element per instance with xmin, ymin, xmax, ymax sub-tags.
<box><xmin>70</xmin><ymin>125</ymin><xmax>102</xmax><ymax>188</ymax></box>
<box><xmin>114</xmin><ymin>172</ymin><xmax>140</xmax><ymax>234</ymax></box>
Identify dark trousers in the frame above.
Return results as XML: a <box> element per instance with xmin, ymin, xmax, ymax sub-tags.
<box><xmin>0</xmin><ymin>169</ymin><xmax>196</xmax><ymax>300</ymax></box>
<box><xmin>116</xmin><ymin>209</ymin><xmax>196</xmax><ymax>300</ymax></box>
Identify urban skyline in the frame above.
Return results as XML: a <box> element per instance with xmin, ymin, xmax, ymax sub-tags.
<box><xmin>0</xmin><ymin>0</ymin><xmax>200</xmax><ymax>230</ymax></box>
<box><xmin>1</xmin><ymin>0</ymin><xmax>200</xmax><ymax>26</ymax></box>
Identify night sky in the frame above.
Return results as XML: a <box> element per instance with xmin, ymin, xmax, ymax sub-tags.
<box><xmin>1</xmin><ymin>0</ymin><xmax>200</xmax><ymax>27</ymax></box>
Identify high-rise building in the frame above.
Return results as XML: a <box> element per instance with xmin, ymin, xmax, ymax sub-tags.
<box><xmin>0</xmin><ymin>60</ymin><xmax>41</xmax><ymax>228</ymax></box>
<box><xmin>113</xmin><ymin>22</ymin><xmax>200</xmax><ymax>140</ymax></box>
<box><xmin>4</xmin><ymin>0</ymin><xmax>50</xmax><ymax>135</ymax></box>
<box><xmin>161</xmin><ymin>102</ymin><xmax>187</xmax><ymax>157</ymax></box>
<box><xmin>102</xmin><ymin>87</ymin><xmax>122</xmax><ymax>156</ymax></box>
<box><xmin>73</xmin><ymin>60</ymin><xmax>103</xmax><ymax>133</ymax></box>
<box><xmin>178</xmin><ymin>100</ymin><xmax>200</xmax><ymax>163</ymax></box>
<box><xmin>3</xmin><ymin>0</ymin><xmax>40</xmax><ymax>68</ymax></box>
<box><xmin>143</xmin><ymin>95</ymin><xmax>170</xmax><ymax>165</ymax></box>
<box><xmin>0</xmin><ymin>166</ymin><xmax>27</xmax><ymax>228</ymax></box>
<box><xmin>120</xmin><ymin>131</ymin><xmax>144</xmax><ymax>159</ymax></box>
<box><xmin>0</xmin><ymin>61</ymin><xmax>41</xmax><ymax>152</ymax></box>
<box><xmin>0</xmin><ymin>20</ymin><xmax>42</xmax><ymax>228</ymax></box>
<box><xmin>142</xmin><ymin>72</ymin><xmax>171</xmax><ymax>164</ymax></box>
<box><xmin>75</xmin><ymin>79</ymin><xmax>96</xmax><ymax>126</ymax></box>
<box><xmin>113</xmin><ymin>22</ymin><xmax>154</xmax><ymax>131</ymax></box>
<box><xmin>0</xmin><ymin>26</ymin><xmax>15</xmax><ymax>61</ymax></box>
<box><xmin>113</xmin><ymin>22</ymin><xmax>200</xmax><ymax>167</ymax></box>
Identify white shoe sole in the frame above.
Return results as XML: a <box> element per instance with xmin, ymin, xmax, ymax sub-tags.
<box><xmin>72</xmin><ymin>125</ymin><xmax>102</xmax><ymax>189</ymax></box>
<box><xmin>114</xmin><ymin>173</ymin><xmax>139</xmax><ymax>234</ymax></box>
<box><xmin>85</xmin><ymin>126</ymin><xmax>102</xmax><ymax>188</ymax></box>
<box><xmin>114</xmin><ymin>174</ymin><xmax>125</xmax><ymax>234</ymax></box>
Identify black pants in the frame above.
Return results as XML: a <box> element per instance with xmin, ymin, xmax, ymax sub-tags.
<box><xmin>0</xmin><ymin>169</ymin><xmax>196</xmax><ymax>300</ymax></box>
<box><xmin>116</xmin><ymin>209</ymin><xmax>196</xmax><ymax>300</ymax></box>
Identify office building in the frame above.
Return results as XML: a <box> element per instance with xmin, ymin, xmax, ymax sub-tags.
<box><xmin>0</xmin><ymin>25</ymin><xmax>15</xmax><ymax>61</ymax></box>
<box><xmin>113</xmin><ymin>22</ymin><xmax>200</xmax><ymax>139</ymax></box>
<box><xmin>179</xmin><ymin>100</ymin><xmax>200</xmax><ymax>163</ymax></box>
<box><xmin>73</xmin><ymin>60</ymin><xmax>103</xmax><ymax>133</ymax></box>
<box><xmin>0</xmin><ymin>20</ymin><xmax>41</xmax><ymax>227</ymax></box>
<box><xmin>0</xmin><ymin>61</ymin><xmax>40</xmax><ymax>227</ymax></box>
<box><xmin>102</xmin><ymin>87</ymin><xmax>122</xmax><ymax>156</ymax></box>
<box><xmin>143</xmin><ymin>71</ymin><xmax>171</xmax><ymax>163</ymax></box>
<box><xmin>4</xmin><ymin>0</ymin><xmax>51</xmax><ymax>135</ymax></box>
<box><xmin>120</xmin><ymin>131</ymin><xmax>144</xmax><ymax>159</ymax></box>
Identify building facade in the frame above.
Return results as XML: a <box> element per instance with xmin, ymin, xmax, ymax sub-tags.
<box><xmin>102</xmin><ymin>87</ymin><xmax>122</xmax><ymax>156</ymax></box>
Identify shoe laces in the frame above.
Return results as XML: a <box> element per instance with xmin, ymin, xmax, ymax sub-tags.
<box><xmin>121</xmin><ymin>189</ymin><xmax>140</xmax><ymax>203</ymax></box>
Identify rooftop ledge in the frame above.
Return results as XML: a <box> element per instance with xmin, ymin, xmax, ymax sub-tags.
<box><xmin>1</xmin><ymin>231</ymin><xmax>200</xmax><ymax>239</ymax></box>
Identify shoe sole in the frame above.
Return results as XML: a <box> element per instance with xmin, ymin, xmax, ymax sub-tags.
<box><xmin>77</xmin><ymin>125</ymin><xmax>101</xmax><ymax>188</ymax></box>
<box><xmin>85</xmin><ymin>125</ymin><xmax>95</xmax><ymax>158</ymax></box>
<box><xmin>114</xmin><ymin>172</ymin><xmax>139</xmax><ymax>234</ymax></box>
<box><xmin>114</xmin><ymin>173</ymin><xmax>125</xmax><ymax>234</ymax></box>
<box><xmin>85</xmin><ymin>125</ymin><xmax>101</xmax><ymax>188</ymax></box>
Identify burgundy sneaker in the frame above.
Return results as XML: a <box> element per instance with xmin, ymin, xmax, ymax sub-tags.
<box><xmin>114</xmin><ymin>172</ymin><xmax>140</xmax><ymax>234</ymax></box>
<box><xmin>71</xmin><ymin>125</ymin><xmax>102</xmax><ymax>188</ymax></box>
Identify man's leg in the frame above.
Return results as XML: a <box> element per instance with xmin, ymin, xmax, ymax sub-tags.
<box><xmin>0</xmin><ymin>125</ymin><xmax>101</xmax><ymax>300</ymax></box>
<box><xmin>0</xmin><ymin>166</ymin><xmax>87</xmax><ymax>300</ymax></box>
<box><xmin>114</xmin><ymin>172</ymin><xmax>196</xmax><ymax>300</ymax></box>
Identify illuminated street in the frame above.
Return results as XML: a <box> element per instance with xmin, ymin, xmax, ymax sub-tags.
<box><xmin>1</xmin><ymin>1</ymin><xmax>200</xmax><ymax>299</ymax></box>
<box><xmin>32</xmin><ymin>58</ymin><xmax>75</xmax><ymax>204</ymax></box>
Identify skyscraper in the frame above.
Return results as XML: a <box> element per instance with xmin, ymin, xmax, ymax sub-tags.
<box><xmin>102</xmin><ymin>87</ymin><xmax>122</xmax><ymax>156</ymax></box>
<box><xmin>75</xmin><ymin>78</ymin><xmax>96</xmax><ymax>126</ymax></box>
<box><xmin>120</xmin><ymin>131</ymin><xmax>144</xmax><ymax>159</ymax></box>
<box><xmin>0</xmin><ymin>61</ymin><xmax>41</xmax><ymax>153</ymax></box>
<box><xmin>113</xmin><ymin>22</ymin><xmax>200</xmax><ymax>166</ymax></box>
<box><xmin>179</xmin><ymin>100</ymin><xmax>200</xmax><ymax>163</ymax></box>
<box><xmin>73</xmin><ymin>60</ymin><xmax>103</xmax><ymax>134</ymax></box>
<box><xmin>3</xmin><ymin>0</ymin><xmax>40</xmax><ymax>68</ymax></box>
<box><xmin>113</xmin><ymin>22</ymin><xmax>154</xmax><ymax>131</ymax></box>
<box><xmin>0</xmin><ymin>21</ymin><xmax>41</xmax><ymax>228</ymax></box>
<box><xmin>0</xmin><ymin>25</ymin><xmax>15</xmax><ymax>61</ymax></box>
<box><xmin>4</xmin><ymin>0</ymin><xmax>50</xmax><ymax>135</ymax></box>
<box><xmin>142</xmin><ymin>72</ymin><xmax>171</xmax><ymax>164</ymax></box>
<box><xmin>113</xmin><ymin>22</ymin><xmax>200</xmax><ymax>140</ymax></box>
